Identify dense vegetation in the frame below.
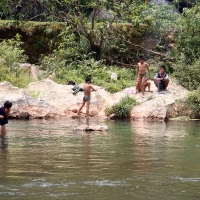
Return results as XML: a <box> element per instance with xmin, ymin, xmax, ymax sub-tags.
<box><xmin>0</xmin><ymin>0</ymin><xmax>199</xmax><ymax>118</ymax></box>
<box><xmin>105</xmin><ymin>96</ymin><xmax>138</xmax><ymax>119</ymax></box>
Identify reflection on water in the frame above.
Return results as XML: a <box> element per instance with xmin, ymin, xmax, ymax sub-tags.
<box><xmin>0</xmin><ymin>119</ymin><xmax>200</xmax><ymax>199</ymax></box>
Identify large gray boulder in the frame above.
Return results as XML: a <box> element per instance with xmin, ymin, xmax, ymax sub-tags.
<box><xmin>0</xmin><ymin>78</ymin><xmax>189</xmax><ymax>121</ymax></box>
<box><xmin>129</xmin><ymin>80</ymin><xmax>189</xmax><ymax>121</ymax></box>
<box><xmin>0</xmin><ymin>79</ymin><xmax>119</xmax><ymax>119</ymax></box>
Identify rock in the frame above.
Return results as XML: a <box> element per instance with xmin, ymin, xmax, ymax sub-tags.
<box><xmin>0</xmin><ymin>79</ymin><xmax>119</xmax><ymax>119</ymax></box>
<box><xmin>129</xmin><ymin>80</ymin><xmax>189</xmax><ymax>121</ymax></box>
<box><xmin>74</xmin><ymin>125</ymin><xmax>108</xmax><ymax>132</ymax></box>
<box><xmin>0</xmin><ymin>78</ymin><xmax>190</xmax><ymax>121</ymax></box>
<box><xmin>19</xmin><ymin>63</ymin><xmax>43</xmax><ymax>80</ymax></box>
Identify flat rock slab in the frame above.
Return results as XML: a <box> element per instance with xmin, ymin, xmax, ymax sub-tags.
<box><xmin>74</xmin><ymin>125</ymin><xmax>108</xmax><ymax>132</ymax></box>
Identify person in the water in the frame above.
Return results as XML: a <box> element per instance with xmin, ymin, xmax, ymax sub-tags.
<box><xmin>77</xmin><ymin>77</ymin><xmax>97</xmax><ymax>119</ymax></box>
<box><xmin>0</xmin><ymin>101</ymin><xmax>12</xmax><ymax>148</ymax></box>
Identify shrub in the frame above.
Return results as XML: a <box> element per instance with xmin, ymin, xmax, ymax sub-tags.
<box><xmin>105</xmin><ymin>96</ymin><xmax>138</xmax><ymax>119</ymax></box>
<box><xmin>0</xmin><ymin>37</ymin><xmax>27</xmax><ymax>68</ymax></box>
<box><xmin>185</xmin><ymin>88</ymin><xmax>200</xmax><ymax>119</ymax></box>
<box><xmin>172</xmin><ymin>57</ymin><xmax>200</xmax><ymax>91</ymax></box>
<box><xmin>0</xmin><ymin>37</ymin><xmax>32</xmax><ymax>88</ymax></box>
<box><xmin>41</xmin><ymin>56</ymin><xmax>136</xmax><ymax>93</ymax></box>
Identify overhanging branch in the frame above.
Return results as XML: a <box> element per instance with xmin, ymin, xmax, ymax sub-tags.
<box><xmin>124</xmin><ymin>40</ymin><xmax>164</xmax><ymax>56</ymax></box>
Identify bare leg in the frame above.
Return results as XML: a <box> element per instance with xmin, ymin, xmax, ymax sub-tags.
<box><xmin>1</xmin><ymin>125</ymin><xmax>8</xmax><ymax>148</ymax></box>
<box><xmin>86</xmin><ymin>118</ymin><xmax>89</xmax><ymax>126</ymax></box>
<box><xmin>135</xmin><ymin>81</ymin><xmax>139</xmax><ymax>93</ymax></box>
<box><xmin>136</xmin><ymin>77</ymin><xmax>142</xmax><ymax>94</ymax></box>
<box><xmin>85</xmin><ymin>100</ymin><xmax>90</xmax><ymax>119</ymax></box>
<box><xmin>147</xmin><ymin>82</ymin><xmax>153</xmax><ymax>92</ymax></box>
<box><xmin>154</xmin><ymin>80</ymin><xmax>159</xmax><ymax>91</ymax></box>
<box><xmin>141</xmin><ymin>76</ymin><xmax>146</xmax><ymax>98</ymax></box>
<box><xmin>135</xmin><ymin>81</ymin><xmax>138</xmax><ymax>93</ymax></box>
<box><xmin>1</xmin><ymin>125</ymin><xmax>6</xmax><ymax>138</ymax></box>
<box><xmin>164</xmin><ymin>80</ymin><xmax>169</xmax><ymax>91</ymax></box>
<box><xmin>77</xmin><ymin>100</ymin><xmax>86</xmax><ymax>115</ymax></box>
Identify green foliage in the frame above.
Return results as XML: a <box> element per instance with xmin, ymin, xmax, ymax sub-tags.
<box><xmin>168</xmin><ymin>5</ymin><xmax>200</xmax><ymax>92</ymax></box>
<box><xmin>0</xmin><ymin>37</ymin><xmax>32</xmax><ymax>88</ymax></box>
<box><xmin>172</xmin><ymin>57</ymin><xmax>200</xmax><ymax>91</ymax></box>
<box><xmin>0</xmin><ymin>36</ymin><xmax>27</xmax><ymax>68</ymax></box>
<box><xmin>0</xmin><ymin>1</ymin><xmax>199</xmax><ymax>101</ymax></box>
<box><xmin>172</xmin><ymin>5</ymin><xmax>200</xmax><ymax>64</ymax></box>
<box><xmin>105</xmin><ymin>96</ymin><xmax>138</xmax><ymax>119</ymax></box>
<box><xmin>147</xmin><ymin>95</ymin><xmax>154</xmax><ymax>101</ymax></box>
<box><xmin>0</xmin><ymin>63</ymin><xmax>32</xmax><ymax>88</ymax></box>
<box><xmin>144</xmin><ymin>3</ymin><xmax>179</xmax><ymax>39</ymax></box>
<box><xmin>42</xmin><ymin>55</ymin><xmax>135</xmax><ymax>93</ymax></box>
<box><xmin>26</xmin><ymin>90</ymin><xmax>41</xmax><ymax>99</ymax></box>
<box><xmin>185</xmin><ymin>88</ymin><xmax>200</xmax><ymax>119</ymax></box>
<box><xmin>0</xmin><ymin>0</ymin><xmax>12</xmax><ymax>18</ymax></box>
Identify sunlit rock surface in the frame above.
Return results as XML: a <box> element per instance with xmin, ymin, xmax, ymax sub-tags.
<box><xmin>0</xmin><ymin>79</ymin><xmax>121</xmax><ymax>119</ymax></box>
<box><xmin>129</xmin><ymin>80</ymin><xmax>189</xmax><ymax>121</ymax></box>
<box><xmin>0</xmin><ymin>78</ymin><xmax>189</xmax><ymax>121</ymax></box>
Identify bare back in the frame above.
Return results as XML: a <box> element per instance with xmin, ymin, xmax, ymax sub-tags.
<box><xmin>83</xmin><ymin>83</ymin><xmax>96</xmax><ymax>97</ymax></box>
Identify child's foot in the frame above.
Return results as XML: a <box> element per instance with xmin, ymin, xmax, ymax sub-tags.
<box><xmin>141</xmin><ymin>94</ymin><xmax>145</xmax><ymax>98</ymax></box>
<box><xmin>147</xmin><ymin>90</ymin><xmax>153</xmax><ymax>92</ymax></box>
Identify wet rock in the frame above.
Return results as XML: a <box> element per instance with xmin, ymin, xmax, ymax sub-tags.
<box><xmin>74</xmin><ymin>125</ymin><xmax>108</xmax><ymax>132</ymax></box>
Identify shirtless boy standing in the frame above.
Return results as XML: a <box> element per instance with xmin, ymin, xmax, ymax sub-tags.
<box><xmin>135</xmin><ymin>56</ymin><xmax>151</xmax><ymax>98</ymax></box>
<box><xmin>77</xmin><ymin>77</ymin><xmax>97</xmax><ymax>118</ymax></box>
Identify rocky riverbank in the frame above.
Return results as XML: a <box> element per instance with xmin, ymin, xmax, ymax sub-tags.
<box><xmin>0</xmin><ymin>78</ymin><xmax>190</xmax><ymax>121</ymax></box>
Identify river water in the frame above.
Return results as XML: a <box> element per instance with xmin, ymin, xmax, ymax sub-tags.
<box><xmin>0</xmin><ymin>119</ymin><xmax>200</xmax><ymax>200</ymax></box>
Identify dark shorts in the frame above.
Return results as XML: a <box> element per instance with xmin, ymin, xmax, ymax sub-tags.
<box><xmin>0</xmin><ymin>118</ymin><xmax>8</xmax><ymax>126</ymax></box>
<box><xmin>139</xmin><ymin>73</ymin><xmax>146</xmax><ymax>78</ymax></box>
<box><xmin>83</xmin><ymin>96</ymin><xmax>90</xmax><ymax>101</ymax></box>
<box><xmin>0</xmin><ymin>107</ymin><xmax>8</xmax><ymax>126</ymax></box>
<box><xmin>158</xmin><ymin>82</ymin><xmax>165</xmax><ymax>91</ymax></box>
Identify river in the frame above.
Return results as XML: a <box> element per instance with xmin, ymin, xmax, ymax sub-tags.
<box><xmin>0</xmin><ymin>119</ymin><xmax>200</xmax><ymax>200</ymax></box>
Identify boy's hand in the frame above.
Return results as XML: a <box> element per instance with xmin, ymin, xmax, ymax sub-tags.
<box><xmin>0</xmin><ymin>115</ymin><xmax>4</xmax><ymax>119</ymax></box>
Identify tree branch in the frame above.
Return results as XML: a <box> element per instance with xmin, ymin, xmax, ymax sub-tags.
<box><xmin>124</xmin><ymin>40</ymin><xmax>164</xmax><ymax>56</ymax></box>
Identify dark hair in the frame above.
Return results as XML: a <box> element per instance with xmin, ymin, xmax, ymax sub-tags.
<box><xmin>139</xmin><ymin>55</ymin><xmax>144</xmax><ymax>60</ymax></box>
<box><xmin>4</xmin><ymin>101</ymin><xmax>12</xmax><ymax>108</ymax></box>
<box><xmin>68</xmin><ymin>80</ymin><xmax>76</xmax><ymax>85</ymax></box>
<box><xmin>160</xmin><ymin>65</ymin><xmax>166</xmax><ymax>71</ymax></box>
<box><xmin>85</xmin><ymin>77</ymin><xmax>92</xmax><ymax>83</ymax></box>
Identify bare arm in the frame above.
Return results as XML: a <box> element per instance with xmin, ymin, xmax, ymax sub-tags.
<box><xmin>90</xmin><ymin>85</ymin><xmax>97</xmax><ymax>91</ymax></box>
<box><xmin>5</xmin><ymin>111</ymin><xmax>10</xmax><ymax>118</ymax></box>
<box><xmin>146</xmin><ymin>64</ymin><xmax>150</xmax><ymax>80</ymax></box>
<box><xmin>135</xmin><ymin>64</ymin><xmax>139</xmax><ymax>79</ymax></box>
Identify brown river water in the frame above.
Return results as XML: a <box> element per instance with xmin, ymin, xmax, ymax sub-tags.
<box><xmin>0</xmin><ymin>119</ymin><xmax>200</xmax><ymax>200</ymax></box>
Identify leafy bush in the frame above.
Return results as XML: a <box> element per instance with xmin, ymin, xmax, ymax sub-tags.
<box><xmin>41</xmin><ymin>55</ymin><xmax>136</xmax><ymax>93</ymax></box>
<box><xmin>172</xmin><ymin>57</ymin><xmax>200</xmax><ymax>91</ymax></box>
<box><xmin>105</xmin><ymin>96</ymin><xmax>138</xmax><ymax>119</ymax></box>
<box><xmin>173</xmin><ymin>6</ymin><xmax>200</xmax><ymax>64</ymax></box>
<box><xmin>143</xmin><ymin>3</ymin><xmax>179</xmax><ymax>39</ymax></box>
<box><xmin>0</xmin><ymin>37</ymin><xmax>32</xmax><ymax>88</ymax></box>
<box><xmin>0</xmin><ymin>36</ymin><xmax>27</xmax><ymax>74</ymax></box>
<box><xmin>185</xmin><ymin>88</ymin><xmax>200</xmax><ymax>119</ymax></box>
